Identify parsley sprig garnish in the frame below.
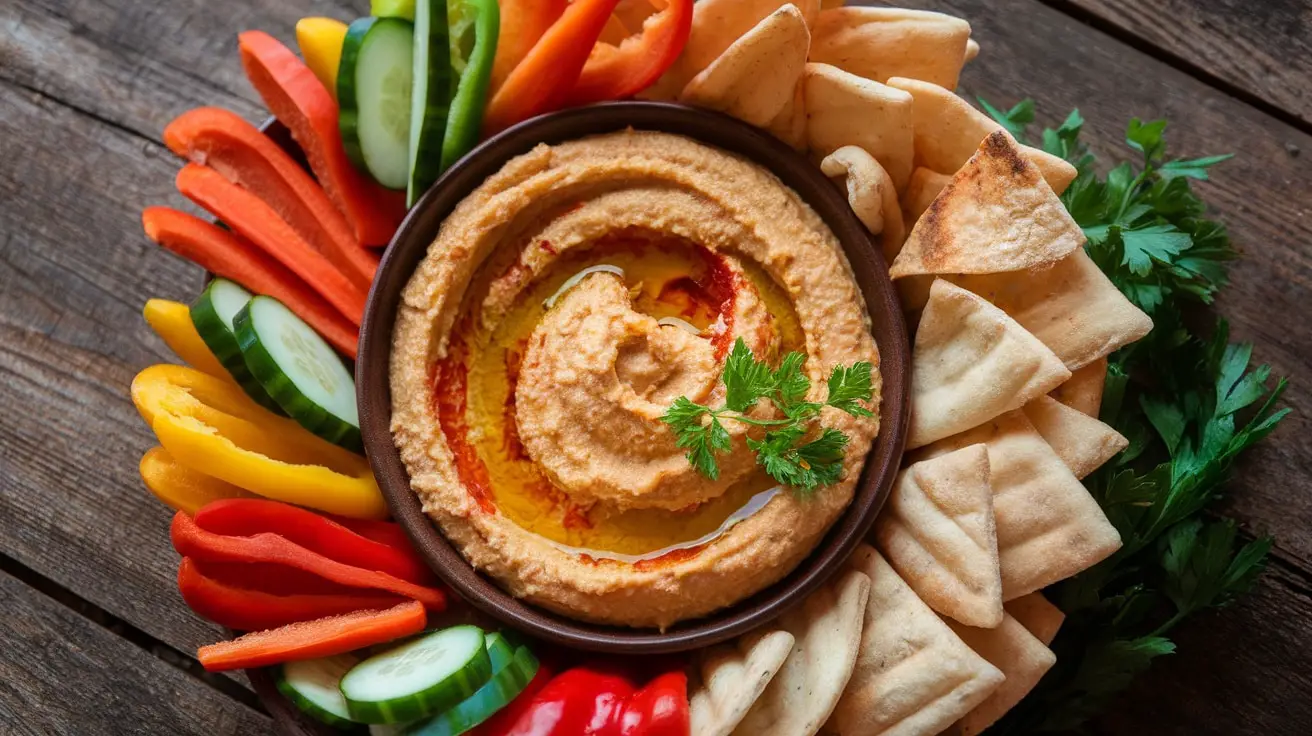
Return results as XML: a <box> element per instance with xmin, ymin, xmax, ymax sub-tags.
<box><xmin>979</xmin><ymin>98</ymin><xmax>1291</xmax><ymax>733</ymax></box>
<box><xmin>660</xmin><ymin>338</ymin><xmax>873</xmax><ymax>494</ymax></box>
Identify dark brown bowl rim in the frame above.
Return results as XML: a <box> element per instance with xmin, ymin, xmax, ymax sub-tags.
<box><xmin>356</xmin><ymin>101</ymin><xmax>910</xmax><ymax>654</ymax></box>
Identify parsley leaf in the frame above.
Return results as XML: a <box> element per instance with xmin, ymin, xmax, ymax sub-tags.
<box><xmin>826</xmin><ymin>361</ymin><xmax>875</xmax><ymax>417</ymax></box>
<box><xmin>722</xmin><ymin>338</ymin><xmax>777</xmax><ymax>412</ymax></box>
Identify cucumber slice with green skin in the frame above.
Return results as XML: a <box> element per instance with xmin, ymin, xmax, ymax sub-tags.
<box><xmin>190</xmin><ymin>279</ymin><xmax>284</xmax><ymax>414</ymax></box>
<box><xmin>406</xmin><ymin>0</ymin><xmax>453</xmax><ymax>206</ymax></box>
<box><xmin>403</xmin><ymin>646</ymin><xmax>540</xmax><ymax>736</ymax></box>
<box><xmin>440</xmin><ymin>0</ymin><xmax>498</xmax><ymax>172</ymax></box>
<box><xmin>371</xmin><ymin>0</ymin><xmax>416</xmax><ymax>20</ymax></box>
<box><xmin>234</xmin><ymin>296</ymin><xmax>362</xmax><ymax>452</ymax></box>
<box><xmin>339</xmin><ymin>17</ymin><xmax>415</xmax><ymax>190</ymax></box>
<box><xmin>277</xmin><ymin>654</ymin><xmax>363</xmax><ymax>729</ymax></box>
<box><xmin>341</xmin><ymin>626</ymin><xmax>492</xmax><ymax>725</ymax></box>
<box><xmin>482</xmin><ymin>633</ymin><xmax>514</xmax><ymax>674</ymax></box>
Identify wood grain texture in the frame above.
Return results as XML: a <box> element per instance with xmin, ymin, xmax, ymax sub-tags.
<box><xmin>0</xmin><ymin>570</ymin><xmax>272</xmax><ymax>735</ymax></box>
<box><xmin>1068</xmin><ymin>0</ymin><xmax>1312</xmax><ymax>127</ymax></box>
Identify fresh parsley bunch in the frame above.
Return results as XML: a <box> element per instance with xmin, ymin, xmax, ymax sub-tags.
<box><xmin>978</xmin><ymin>98</ymin><xmax>1291</xmax><ymax>733</ymax></box>
<box><xmin>661</xmin><ymin>338</ymin><xmax>873</xmax><ymax>494</ymax></box>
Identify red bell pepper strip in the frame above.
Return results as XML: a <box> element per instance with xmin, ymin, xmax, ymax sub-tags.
<box><xmin>483</xmin><ymin>0</ymin><xmax>621</xmax><ymax>134</ymax></box>
<box><xmin>178</xmin><ymin>557</ymin><xmax>406</xmax><ymax>631</ymax></box>
<box><xmin>566</xmin><ymin>0</ymin><xmax>694</xmax><ymax>106</ymax></box>
<box><xmin>194</xmin><ymin>499</ymin><xmax>434</xmax><ymax>586</ymax></box>
<box><xmin>176</xmin><ymin>163</ymin><xmax>367</xmax><ymax>325</ymax></box>
<box><xmin>191</xmin><ymin>560</ymin><xmax>370</xmax><ymax>596</ymax></box>
<box><xmin>197</xmin><ymin>599</ymin><xmax>426</xmax><ymax>671</ymax></box>
<box><xmin>170</xmin><ymin>511</ymin><xmax>446</xmax><ymax>610</ymax></box>
<box><xmin>238</xmin><ymin>30</ymin><xmax>406</xmax><ymax>247</ymax></box>
<box><xmin>333</xmin><ymin>515</ymin><xmax>417</xmax><ymax>552</ymax></box>
<box><xmin>487</xmin><ymin>665</ymin><xmax>690</xmax><ymax>736</ymax></box>
<box><xmin>488</xmin><ymin>0</ymin><xmax>567</xmax><ymax>97</ymax></box>
<box><xmin>164</xmin><ymin>107</ymin><xmax>378</xmax><ymax>291</ymax></box>
<box><xmin>141</xmin><ymin>207</ymin><xmax>359</xmax><ymax>357</ymax></box>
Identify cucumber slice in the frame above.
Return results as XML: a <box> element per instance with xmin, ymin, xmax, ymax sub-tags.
<box><xmin>234</xmin><ymin>296</ymin><xmax>361</xmax><ymax>452</ymax></box>
<box><xmin>482</xmin><ymin>633</ymin><xmax>514</xmax><ymax>674</ymax></box>
<box><xmin>372</xmin><ymin>0</ymin><xmax>416</xmax><ymax>20</ymax></box>
<box><xmin>341</xmin><ymin>626</ymin><xmax>492</xmax><ymax>725</ymax></box>
<box><xmin>190</xmin><ymin>279</ymin><xmax>283</xmax><ymax>414</ymax></box>
<box><xmin>404</xmin><ymin>646</ymin><xmax>540</xmax><ymax>736</ymax></box>
<box><xmin>406</xmin><ymin>0</ymin><xmax>454</xmax><ymax>206</ymax></box>
<box><xmin>277</xmin><ymin>654</ymin><xmax>362</xmax><ymax>729</ymax></box>
<box><xmin>339</xmin><ymin>17</ymin><xmax>415</xmax><ymax>189</ymax></box>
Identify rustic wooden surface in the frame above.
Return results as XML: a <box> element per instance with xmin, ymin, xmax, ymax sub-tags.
<box><xmin>0</xmin><ymin>0</ymin><xmax>1308</xmax><ymax>733</ymax></box>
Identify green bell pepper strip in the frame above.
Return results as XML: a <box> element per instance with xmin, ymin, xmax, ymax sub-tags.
<box><xmin>440</xmin><ymin>0</ymin><xmax>500</xmax><ymax>171</ymax></box>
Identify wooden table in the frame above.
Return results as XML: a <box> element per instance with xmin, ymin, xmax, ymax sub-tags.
<box><xmin>2</xmin><ymin>0</ymin><xmax>1308</xmax><ymax>733</ymax></box>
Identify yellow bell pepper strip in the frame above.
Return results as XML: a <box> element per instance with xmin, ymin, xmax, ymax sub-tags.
<box><xmin>142</xmin><ymin>299</ymin><xmax>227</xmax><ymax>377</ymax></box>
<box><xmin>131</xmin><ymin>364</ymin><xmax>388</xmax><ymax>519</ymax></box>
<box><xmin>295</xmin><ymin>17</ymin><xmax>349</xmax><ymax>101</ymax></box>
<box><xmin>140</xmin><ymin>446</ymin><xmax>255</xmax><ymax>515</ymax></box>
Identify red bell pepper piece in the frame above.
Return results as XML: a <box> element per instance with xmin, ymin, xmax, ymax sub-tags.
<box><xmin>483</xmin><ymin>0</ymin><xmax>621</xmax><ymax>134</ymax></box>
<box><xmin>333</xmin><ymin>515</ymin><xmax>418</xmax><ymax>552</ymax></box>
<box><xmin>169</xmin><ymin>511</ymin><xmax>446</xmax><ymax>610</ymax></box>
<box><xmin>238</xmin><ymin>30</ymin><xmax>406</xmax><ymax>247</ymax></box>
<box><xmin>191</xmin><ymin>560</ymin><xmax>370</xmax><ymax>596</ymax></box>
<box><xmin>197</xmin><ymin>599</ymin><xmax>426</xmax><ymax>671</ymax></box>
<box><xmin>178</xmin><ymin>557</ymin><xmax>406</xmax><ymax>631</ymax></box>
<box><xmin>567</xmin><ymin>0</ymin><xmax>694</xmax><ymax>106</ymax></box>
<box><xmin>488</xmin><ymin>0</ymin><xmax>567</xmax><ymax>97</ymax></box>
<box><xmin>487</xmin><ymin>665</ymin><xmax>689</xmax><ymax>736</ymax></box>
<box><xmin>194</xmin><ymin>499</ymin><xmax>434</xmax><ymax>585</ymax></box>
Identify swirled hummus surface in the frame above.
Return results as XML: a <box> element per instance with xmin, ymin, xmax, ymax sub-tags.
<box><xmin>390</xmin><ymin>130</ymin><xmax>880</xmax><ymax>628</ymax></box>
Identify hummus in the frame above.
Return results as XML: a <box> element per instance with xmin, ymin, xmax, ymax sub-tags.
<box><xmin>390</xmin><ymin>130</ymin><xmax>881</xmax><ymax>628</ymax></box>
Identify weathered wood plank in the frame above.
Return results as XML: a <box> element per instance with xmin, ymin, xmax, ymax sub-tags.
<box><xmin>0</xmin><ymin>570</ymin><xmax>272</xmax><ymax>735</ymax></box>
<box><xmin>1067</xmin><ymin>0</ymin><xmax>1312</xmax><ymax>128</ymax></box>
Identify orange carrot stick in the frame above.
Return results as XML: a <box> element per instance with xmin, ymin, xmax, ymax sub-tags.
<box><xmin>197</xmin><ymin>600</ymin><xmax>426</xmax><ymax>671</ymax></box>
<box><xmin>176</xmin><ymin>163</ymin><xmax>366</xmax><ymax>325</ymax></box>
<box><xmin>164</xmin><ymin>107</ymin><xmax>378</xmax><ymax>291</ymax></box>
<box><xmin>489</xmin><ymin>0</ymin><xmax>568</xmax><ymax>97</ymax></box>
<box><xmin>141</xmin><ymin>207</ymin><xmax>359</xmax><ymax>358</ymax></box>
<box><xmin>238</xmin><ymin>30</ymin><xmax>406</xmax><ymax>247</ymax></box>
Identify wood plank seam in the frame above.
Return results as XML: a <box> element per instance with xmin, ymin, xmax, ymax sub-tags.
<box><xmin>0</xmin><ymin>74</ymin><xmax>168</xmax><ymax>151</ymax></box>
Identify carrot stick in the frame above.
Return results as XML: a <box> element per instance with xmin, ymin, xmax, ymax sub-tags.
<box><xmin>164</xmin><ymin>107</ymin><xmax>378</xmax><ymax>291</ymax></box>
<box><xmin>175</xmin><ymin>163</ymin><xmax>366</xmax><ymax>325</ymax></box>
<box><xmin>197</xmin><ymin>600</ymin><xmax>426</xmax><ymax>671</ymax></box>
<box><xmin>238</xmin><ymin>30</ymin><xmax>406</xmax><ymax>247</ymax></box>
<box><xmin>489</xmin><ymin>0</ymin><xmax>568</xmax><ymax>97</ymax></box>
<box><xmin>483</xmin><ymin>0</ymin><xmax>621</xmax><ymax>134</ymax></box>
<box><xmin>141</xmin><ymin>207</ymin><xmax>359</xmax><ymax>357</ymax></box>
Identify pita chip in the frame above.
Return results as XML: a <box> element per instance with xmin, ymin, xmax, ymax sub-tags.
<box><xmin>948</xmin><ymin>614</ymin><xmax>1057</xmax><ymax>736</ymax></box>
<box><xmin>1023</xmin><ymin>395</ymin><xmax>1128</xmax><ymax>479</ymax></box>
<box><xmin>808</xmin><ymin>7</ymin><xmax>972</xmax><ymax>90</ymax></box>
<box><xmin>874</xmin><ymin>445</ymin><xmax>1003</xmax><ymax>628</ymax></box>
<box><xmin>804</xmin><ymin>63</ymin><xmax>916</xmax><ymax>192</ymax></box>
<box><xmin>901</xmin><ymin>166</ymin><xmax>952</xmax><ymax>226</ymax></box>
<box><xmin>822</xmin><ymin>146</ymin><xmax>907</xmax><ymax>262</ymax></box>
<box><xmin>691</xmin><ymin>629</ymin><xmax>796</xmax><ymax>736</ymax></box>
<box><xmin>890</xmin><ymin>131</ymin><xmax>1085</xmax><ymax>279</ymax></box>
<box><xmin>1051</xmin><ymin>358</ymin><xmax>1109</xmax><ymax>417</ymax></box>
<box><xmin>887</xmin><ymin>77</ymin><xmax>1077</xmax><ymax>195</ymax></box>
<box><xmin>907</xmin><ymin>279</ymin><xmax>1070</xmax><ymax>449</ymax></box>
<box><xmin>917</xmin><ymin>411</ymin><xmax>1122</xmax><ymax>600</ymax></box>
<box><xmin>735</xmin><ymin>568</ymin><xmax>870</xmax><ymax>736</ymax></box>
<box><xmin>644</xmin><ymin>0</ymin><xmax>821</xmax><ymax>100</ymax></box>
<box><xmin>679</xmin><ymin>5</ymin><xmax>811</xmax><ymax>127</ymax></box>
<box><xmin>829</xmin><ymin>544</ymin><xmax>1004</xmax><ymax>736</ymax></box>
<box><xmin>953</xmin><ymin>249</ymin><xmax>1154</xmax><ymax>370</ymax></box>
<box><xmin>1004</xmin><ymin>593</ymin><xmax>1066</xmax><ymax>646</ymax></box>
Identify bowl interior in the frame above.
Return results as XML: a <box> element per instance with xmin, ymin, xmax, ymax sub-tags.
<box><xmin>357</xmin><ymin>102</ymin><xmax>910</xmax><ymax>654</ymax></box>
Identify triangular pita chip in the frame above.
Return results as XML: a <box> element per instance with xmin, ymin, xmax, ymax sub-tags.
<box><xmin>808</xmin><ymin>7</ymin><xmax>972</xmax><ymax>90</ymax></box>
<box><xmin>804</xmin><ymin>63</ymin><xmax>915</xmax><ymax>192</ymax></box>
<box><xmin>901</xmin><ymin>166</ymin><xmax>952</xmax><ymax>227</ymax></box>
<box><xmin>947</xmin><ymin>614</ymin><xmax>1058</xmax><ymax>736</ymax></box>
<box><xmin>890</xmin><ymin>131</ymin><xmax>1085</xmax><ymax>279</ymax></box>
<box><xmin>907</xmin><ymin>280</ymin><xmax>1070</xmax><ymax>449</ymax></box>
<box><xmin>917</xmin><ymin>411</ymin><xmax>1122</xmax><ymax>600</ymax></box>
<box><xmin>691</xmin><ymin>629</ymin><xmax>796</xmax><ymax>736</ymax></box>
<box><xmin>1051</xmin><ymin>357</ymin><xmax>1108</xmax><ymax>417</ymax></box>
<box><xmin>1023</xmin><ymin>395</ymin><xmax>1128</xmax><ymax>479</ymax></box>
<box><xmin>1004</xmin><ymin>593</ymin><xmax>1065</xmax><ymax>646</ymax></box>
<box><xmin>874</xmin><ymin>444</ymin><xmax>1003</xmax><ymax>628</ymax></box>
<box><xmin>736</xmin><ymin>568</ymin><xmax>870</xmax><ymax>736</ymax></box>
<box><xmin>679</xmin><ymin>5</ymin><xmax>812</xmax><ymax>127</ymax></box>
<box><xmin>829</xmin><ymin>544</ymin><xmax>1004</xmax><ymax>736</ymax></box>
<box><xmin>952</xmin><ymin>249</ymin><xmax>1154</xmax><ymax>370</ymax></box>
<box><xmin>643</xmin><ymin>0</ymin><xmax>820</xmax><ymax>100</ymax></box>
<box><xmin>886</xmin><ymin>77</ymin><xmax>1077</xmax><ymax>195</ymax></box>
<box><xmin>821</xmin><ymin>146</ymin><xmax>906</xmax><ymax>262</ymax></box>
